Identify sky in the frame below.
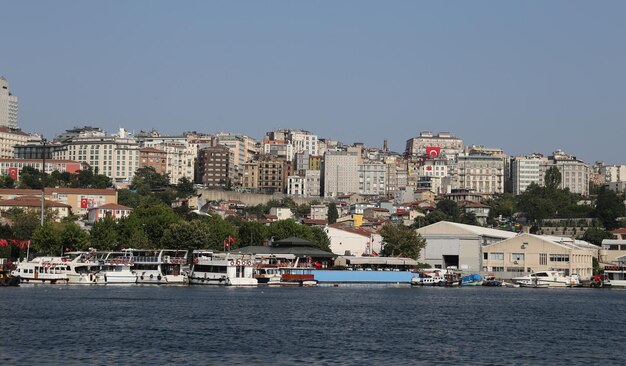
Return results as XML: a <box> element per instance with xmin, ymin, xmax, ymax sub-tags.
<box><xmin>1</xmin><ymin>1</ymin><xmax>625</xmax><ymax>163</ymax></box>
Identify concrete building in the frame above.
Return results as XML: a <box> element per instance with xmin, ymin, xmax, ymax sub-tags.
<box><xmin>322</xmin><ymin>151</ymin><xmax>360</xmax><ymax>197</ymax></box>
<box><xmin>0</xmin><ymin>196</ymin><xmax>70</xmax><ymax>220</ymax></box>
<box><xmin>310</xmin><ymin>204</ymin><xmax>328</xmax><ymax>221</ymax></box>
<box><xmin>405</xmin><ymin>131</ymin><xmax>464</xmax><ymax>159</ymax></box>
<box><xmin>0</xmin><ymin>187</ymin><xmax>118</xmax><ymax>216</ymax></box>
<box><xmin>0</xmin><ymin>76</ymin><xmax>19</xmax><ymax>129</ymax></box>
<box><xmin>598</xmin><ymin>163</ymin><xmax>626</xmax><ymax>183</ymax></box>
<box><xmin>417</xmin><ymin>221</ymin><xmax>516</xmax><ymax>272</ymax></box>
<box><xmin>0</xmin><ymin>127</ymin><xmax>32</xmax><ymax>159</ymax></box>
<box><xmin>269</xmin><ymin>207</ymin><xmax>293</xmax><ymax>221</ymax></box>
<box><xmin>87</xmin><ymin>203</ymin><xmax>133</xmax><ymax>223</ymax></box>
<box><xmin>137</xmin><ymin>130</ymin><xmax>203</xmax><ymax>184</ymax></box>
<box><xmin>358</xmin><ymin>163</ymin><xmax>387</xmax><ymax>196</ymax></box>
<box><xmin>0</xmin><ymin>158</ymin><xmax>82</xmax><ymax>178</ymax></box>
<box><xmin>482</xmin><ymin>233</ymin><xmax>596</xmax><ymax>280</ymax></box>
<box><xmin>287</xmin><ymin>175</ymin><xmax>306</xmax><ymax>197</ymax></box>
<box><xmin>241</xmin><ymin>161</ymin><xmax>259</xmax><ymax>191</ymax></box>
<box><xmin>197</xmin><ymin>145</ymin><xmax>232</xmax><ymax>189</ymax></box>
<box><xmin>601</xmin><ymin>239</ymin><xmax>626</xmax><ymax>264</ymax></box>
<box><xmin>139</xmin><ymin>147</ymin><xmax>167</xmax><ymax>175</ymax></box>
<box><xmin>258</xmin><ymin>157</ymin><xmax>292</xmax><ymax>193</ymax></box>
<box><xmin>52</xmin><ymin>127</ymin><xmax>140</xmax><ymax>183</ymax></box>
<box><xmin>544</xmin><ymin>150</ymin><xmax>592</xmax><ymax>196</ymax></box>
<box><xmin>450</xmin><ymin>153</ymin><xmax>506</xmax><ymax>194</ymax></box>
<box><xmin>510</xmin><ymin>154</ymin><xmax>548</xmax><ymax>194</ymax></box>
<box><xmin>326</xmin><ymin>224</ymin><xmax>382</xmax><ymax>257</ymax></box>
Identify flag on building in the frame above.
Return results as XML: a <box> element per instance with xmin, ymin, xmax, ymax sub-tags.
<box><xmin>7</xmin><ymin>168</ymin><xmax>18</xmax><ymax>180</ymax></box>
<box><xmin>426</xmin><ymin>146</ymin><xmax>441</xmax><ymax>158</ymax></box>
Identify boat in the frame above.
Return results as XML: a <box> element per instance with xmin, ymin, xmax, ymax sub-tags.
<box><xmin>188</xmin><ymin>250</ymin><xmax>258</xmax><ymax>286</ymax></box>
<box><xmin>410</xmin><ymin>269</ymin><xmax>447</xmax><ymax>286</ymax></box>
<box><xmin>91</xmin><ymin>252</ymin><xmax>137</xmax><ymax>284</ymax></box>
<box><xmin>460</xmin><ymin>274</ymin><xmax>483</xmax><ymax>286</ymax></box>
<box><xmin>280</xmin><ymin>267</ymin><xmax>318</xmax><ymax>287</ymax></box>
<box><xmin>254</xmin><ymin>266</ymin><xmax>282</xmax><ymax>286</ymax></box>
<box><xmin>122</xmin><ymin>249</ymin><xmax>188</xmax><ymax>285</ymax></box>
<box><xmin>603</xmin><ymin>265</ymin><xmax>626</xmax><ymax>287</ymax></box>
<box><xmin>1</xmin><ymin>259</ymin><xmax>20</xmax><ymax>286</ymax></box>
<box><xmin>11</xmin><ymin>252</ymin><xmax>99</xmax><ymax>284</ymax></box>
<box><xmin>512</xmin><ymin>271</ymin><xmax>580</xmax><ymax>288</ymax></box>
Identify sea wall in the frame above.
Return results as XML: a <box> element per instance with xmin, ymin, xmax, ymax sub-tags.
<box><xmin>313</xmin><ymin>270</ymin><xmax>414</xmax><ymax>284</ymax></box>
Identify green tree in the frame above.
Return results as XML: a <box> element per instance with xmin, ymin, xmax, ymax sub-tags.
<box><xmin>161</xmin><ymin>220</ymin><xmax>212</xmax><ymax>250</ymax></box>
<box><xmin>60</xmin><ymin>222</ymin><xmax>90</xmax><ymax>251</ymax></box>
<box><xmin>90</xmin><ymin>216</ymin><xmax>119</xmax><ymax>250</ymax></box>
<box><xmin>328</xmin><ymin>203</ymin><xmax>339</xmax><ymax>224</ymax></box>
<box><xmin>31</xmin><ymin>223</ymin><xmax>62</xmax><ymax>255</ymax></box>
<box><xmin>580</xmin><ymin>227</ymin><xmax>614</xmax><ymax>246</ymax></box>
<box><xmin>380</xmin><ymin>223</ymin><xmax>426</xmax><ymax>259</ymax></box>
<box><xmin>18</xmin><ymin>166</ymin><xmax>44</xmax><ymax>189</ymax></box>
<box><xmin>237</xmin><ymin>221</ymin><xmax>268</xmax><ymax>246</ymax></box>
<box><xmin>308</xmin><ymin>226</ymin><xmax>332</xmax><ymax>252</ymax></box>
<box><xmin>544</xmin><ymin>166</ymin><xmax>562</xmax><ymax>191</ymax></box>
<box><xmin>131</xmin><ymin>166</ymin><xmax>171</xmax><ymax>192</ymax></box>
<box><xmin>118</xmin><ymin>189</ymin><xmax>142</xmax><ymax>208</ymax></box>
<box><xmin>594</xmin><ymin>186</ymin><xmax>625</xmax><ymax>230</ymax></box>
<box><xmin>436</xmin><ymin>199</ymin><xmax>461</xmax><ymax>221</ymax></box>
<box><xmin>176</xmin><ymin>177</ymin><xmax>196</xmax><ymax>198</ymax></box>
<box><xmin>10</xmin><ymin>210</ymin><xmax>42</xmax><ymax>240</ymax></box>
<box><xmin>424</xmin><ymin>210</ymin><xmax>449</xmax><ymax>225</ymax></box>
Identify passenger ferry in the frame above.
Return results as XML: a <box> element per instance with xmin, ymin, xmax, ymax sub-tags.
<box><xmin>603</xmin><ymin>265</ymin><xmax>626</xmax><ymax>287</ymax></box>
<box><xmin>512</xmin><ymin>271</ymin><xmax>580</xmax><ymax>288</ymax></box>
<box><xmin>12</xmin><ymin>252</ymin><xmax>99</xmax><ymax>284</ymax></box>
<box><xmin>91</xmin><ymin>252</ymin><xmax>137</xmax><ymax>284</ymax></box>
<box><xmin>188</xmin><ymin>250</ymin><xmax>258</xmax><ymax>286</ymax></box>
<box><xmin>122</xmin><ymin>249</ymin><xmax>188</xmax><ymax>285</ymax></box>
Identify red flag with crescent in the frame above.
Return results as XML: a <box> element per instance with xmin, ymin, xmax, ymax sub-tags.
<box><xmin>81</xmin><ymin>198</ymin><xmax>88</xmax><ymax>208</ymax></box>
<box><xmin>426</xmin><ymin>146</ymin><xmax>441</xmax><ymax>158</ymax></box>
<box><xmin>8</xmin><ymin>168</ymin><xmax>18</xmax><ymax>180</ymax></box>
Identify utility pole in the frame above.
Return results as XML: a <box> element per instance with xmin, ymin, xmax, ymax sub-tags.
<box><xmin>40</xmin><ymin>138</ymin><xmax>47</xmax><ymax>226</ymax></box>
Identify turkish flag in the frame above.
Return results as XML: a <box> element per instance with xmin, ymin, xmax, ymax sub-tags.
<box><xmin>426</xmin><ymin>146</ymin><xmax>441</xmax><ymax>158</ymax></box>
<box><xmin>8</xmin><ymin>168</ymin><xmax>18</xmax><ymax>180</ymax></box>
<box><xmin>426</xmin><ymin>166</ymin><xmax>433</xmax><ymax>171</ymax></box>
<box><xmin>80</xmin><ymin>198</ymin><xmax>88</xmax><ymax>208</ymax></box>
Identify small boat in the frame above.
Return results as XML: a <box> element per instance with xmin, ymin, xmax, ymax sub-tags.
<box><xmin>254</xmin><ymin>266</ymin><xmax>282</xmax><ymax>286</ymax></box>
<box><xmin>410</xmin><ymin>269</ymin><xmax>447</xmax><ymax>286</ymax></box>
<box><xmin>122</xmin><ymin>249</ymin><xmax>188</xmax><ymax>285</ymax></box>
<box><xmin>1</xmin><ymin>260</ymin><xmax>20</xmax><ymax>287</ymax></box>
<box><xmin>602</xmin><ymin>265</ymin><xmax>626</xmax><ymax>288</ymax></box>
<box><xmin>512</xmin><ymin>271</ymin><xmax>579</xmax><ymax>288</ymax></box>
<box><xmin>92</xmin><ymin>252</ymin><xmax>137</xmax><ymax>284</ymax></box>
<box><xmin>460</xmin><ymin>274</ymin><xmax>483</xmax><ymax>286</ymax></box>
<box><xmin>502</xmin><ymin>281</ymin><xmax>520</xmax><ymax>288</ymax></box>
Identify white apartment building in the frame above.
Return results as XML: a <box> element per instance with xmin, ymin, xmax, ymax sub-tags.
<box><xmin>544</xmin><ymin>150</ymin><xmax>592</xmax><ymax>196</ymax></box>
<box><xmin>305</xmin><ymin>170</ymin><xmax>321</xmax><ymax>197</ymax></box>
<box><xmin>599</xmin><ymin>164</ymin><xmax>626</xmax><ymax>183</ymax></box>
<box><xmin>405</xmin><ymin>131</ymin><xmax>464</xmax><ymax>158</ymax></box>
<box><xmin>418</xmin><ymin>158</ymin><xmax>449</xmax><ymax>179</ymax></box>
<box><xmin>511</xmin><ymin>154</ymin><xmax>548</xmax><ymax>195</ymax></box>
<box><xmin>0</xmin><ymin>127</ymin><xmax>32</xmax><ymax>159</ymax></box>
<box><xmin>322</xmin><ymin>151</ymin><xmax>360</xmax><ymax>197</ymax></box>
<box><xmin>290</xmin><ymin>130</ymin><xmax>318</xmax><ymax>156</ymax></box>
<box><xmin>0</xmin><ymin>76</ymin><xmax>19</xmax><ymax>129</ymax></box>
<box><xmin>358</xmin><ymin>163</ymin><xmax>387</xmax><ymax>196</ymax></box>
<box><xmin>287</xmin><ymin>175</ymin><xmax>306</xmax><ymax>197</ymax></box>
<box><xmin>450</xmin><ymin>153</ymin><xmax>506</xmax><ymax>194</ymax></box>
<box><xmin>53</xmin><ymin>127</ymin><xmax>140</xmax><ymax>183</ymax></box>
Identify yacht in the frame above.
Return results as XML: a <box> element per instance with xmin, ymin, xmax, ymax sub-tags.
<box><xmin>188</xmin><ymin>250</ymin><xmax>258</xmax><ymax>286</ymax></box>
<box><xmin>122</xmin><ymin>249</ymin><xmax>188</xmax><ymax>285</ymax></box>
<box><xmin>12</xmin><ymin>252</ymin><xmax>99</xmax><ymax>284</ymax></box>
<box><xmin>512</xmin><ymin>271</ymin><xmax>579</xmax><ymax>288</ymax></box>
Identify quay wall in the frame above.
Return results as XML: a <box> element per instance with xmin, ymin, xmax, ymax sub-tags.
<box><xmin>198</xmin><ymin>190</ymin><xmax>321</xmax><ymax>206</ymax></box>
<box><xmin>313</xmin><ymin>270</ymin><xmax>415</xmax><ymax>284</ymax></box>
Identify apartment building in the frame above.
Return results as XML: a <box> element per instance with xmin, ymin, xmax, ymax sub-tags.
<box><xmin>0</xmin><ymin>127</ymin><xmax>33</xmax><ymax>159</ymax></box>
<box><xmin>544</xmin><ymin>150</ymin><xmax>592</xmax><ymax>196</ymax></box>
<box><xmin>322</xmin><ymin>151</ymin><xmax>360</xmax><ymax>197</ymax></box>
<box><xmin>139</xmin><ymin>147</ymin><xmax>167</xmax><ymax>175</ymax></box>
<box><xmin>197</xmin><ymin>145</ymin><xmax>232</xmax><ymax>189</ymax></box>
<box><xmin>0</xmin><ymin>76</ymin><xmax>18</xmax><ymax>129</ymax></box>
<box><xmin>405</xmin><ymin>131</ymin><xmax>464</xmax><ymax>159</ymax></box>
<box><xmin>511</xmin><ymin>154</ymin><xmax>548</xmax><ymax>195</ymax></box>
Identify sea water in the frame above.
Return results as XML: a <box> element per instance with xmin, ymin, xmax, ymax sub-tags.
<box><xmin>1</xmin><ymin>286</ymin><xmax>625</xmax><ymax>365</ymax></box>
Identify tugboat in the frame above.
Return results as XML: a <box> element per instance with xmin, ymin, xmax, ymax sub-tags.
<box><xmin>0</xmin><ymin>259</ymin><xmax>20</xmax><ymax>287</ymax></box>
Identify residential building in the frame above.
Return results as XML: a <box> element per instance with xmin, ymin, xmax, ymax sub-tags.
<box><xmin>544</xmin><ymin>150</ymin><xmax>592</xmax><ymax>196</ymax></box>
<box><xmin>0</xmin><ymin>76</ymin><xmax>18</xmax><ymax>129</ymax></box>
<box><xmin>601</xmin><ymin>239</ymin><xmax>626</xmax><ymax>264</ymax></box>
<box><xmin>597</xmin><ymin>163</ymin><xmax>626</xmax><ymax>183</ymax></box>
<box><xmin>0</xmin><ymin>187</ymin><xmax>118</xmax><ymax>216</ymax></box>
<box><xmin>0</xmin><ymin>158</ymin><xmax>82</xmax><ymax>178</ymax></box>
<box><xmin>197</xmin><ymin>145</ymin><xmax>231</xmax><ymax>189</ymax></box>
<box><xmin>358</xmin><ymin>163</ymin><xmax>387</xmax><ymax>196</ymax></box>
<box><xmin>139</xmin><ymin>147</ymin><xmax>167</xmax><ymax>175</ymax></box>
<box><xmin>269</xmin><ymin>207</ymin><xmax>293</xmax><ymax>221</ymax></box>
<box><xmin>258</xmin><ymin>156</ymin><xmax>292</xmax><ymax>193</ymax></box>
<box><xmin>405</xmin><ymin>131</ymin><xmax>464</xmax><ymax>159</ymax></box>
<box><xmin>0</xmin><ymin>127</ymin><xmax>32</xmax><ymax>159</ymax></box>
<box><xmin>511</xmin><ymin>154</ymin><xmax>548</xmax><ymax>195</ymax></box>
<box><xmin>87</xmin><ymin>203</ymin><xmax>133</xmax><ymax>223</ymax></box>
<box><xmin>137</xmin><ymin>130</ymin><xmax>200</xmax><ymax>184</ymax></box>
<box><xmin>52</xmin><ymin>127</ymin><xmax>140</xmax><ymax>183</ymax></box>
<box><xmin>241</xmin><ymin>161</ymin><xmax>259</xmax><ymax>191</ymax></box>
<box><xmin>305</xmin><ymin>169</ymin><xmax>321</xmax><ymax>197</ymax></box>
<box><xmin>0</xmin><ymin>196</ymin><xmax>70</xmax><ymax>220</ymax></box>
<box><xmin>287</xmin><ymin>175</ymin><xmax>306</xmax><ymax>197</ymax></box>
<box><xmin>322</xmin><ymin>151</ymin><xmax>360</xmax><ymax>197</ymax></box>
<box><xmin>450</xmin><ymin>153</ymin><xmax>506</xmax><ymax>194</ymax></box>
<box><xmin>326</xmin><ymin>224</ymin><xmax>382</xmax><ymax>257</ymax></box>
<box><xmin>310</xmin><ymin>204</ymin><xmax>328</xmax><ymax>221</ymax></box>
<box><xmin>482</xmin><ymin>233</ymin><xmax>596</xmax><ymax>280</ymax></box>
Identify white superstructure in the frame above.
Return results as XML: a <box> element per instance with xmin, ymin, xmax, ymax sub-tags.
<box><xmin>188</xmin><ymin>250</ymin><xmax>257</xmax><ymax>286</ymax></box>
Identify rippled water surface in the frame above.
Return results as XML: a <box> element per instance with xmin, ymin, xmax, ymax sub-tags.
<box><xmin>1</xmin><ymin>285</ymin><xmax>625</xmax><ymax>365</ymax></box>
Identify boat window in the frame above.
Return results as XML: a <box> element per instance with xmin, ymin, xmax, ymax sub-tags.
<box><xmin>536</xmin><ymin>272</ymin><xmax>549</xmax><ymax>277</ymax></box>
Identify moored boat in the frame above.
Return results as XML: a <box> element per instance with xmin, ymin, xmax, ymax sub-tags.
<box><xmin>11</xmin><ymin>252</ymin><xmax>99</xmax><ymax>284</ymax></box>
<box><xmin>122</xmin><ymin>249</ymin><xmax>188</xmax><ymax>285</ymax></box>
<box><xmin>460</xmin><ymin>274</ymin><xmax>483</xmax><ymax>286</ymax></box>
<box><xmin>512</xmin><ymin>271</ymin><xmax>579</xmax><ymax>288</ymax></box>
<box><xmin>602</xmin><ymin>265</ymin><xmax>626</xmax><ymax>287</ymax></box>
<box><xmin>188</xmin><ymin>250</ymin><xmax>258</xmax><ymax>286</ymax></box>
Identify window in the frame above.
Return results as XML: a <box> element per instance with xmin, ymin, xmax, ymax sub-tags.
<box><xmin>549</xmin><ymin>254</ymin><xmax>569</xmax><ymax>262</ymax></box>
<box><xmin>511</xmin><ymin>253</ymin><xmax>524</xmax><ymax>262</ymax></box>
<box><xmin>540</xmin><ymin>253</ymin><xmax>547</xmax><ymax>265</ymax></box>
<box><xmin>489</xmin><ymin>253</ymin><xmax>504</xmax><ymax>260</ymax></box>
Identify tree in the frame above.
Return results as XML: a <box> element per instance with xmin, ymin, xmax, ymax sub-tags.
<box><xmin>201</xmin><ymin>216</ymin><xmax>238</xmax><ymax>250</ymax></box>
<box><xmin>118</xmin><ymin>189</ymin><xmax>142</xmax><ymax>208</ymax></box>
<box><xmin>131</xmin><ymin>202</ymin><xmax>181</xmax><ymax>246</ymax></box>
<box><xmin>10</xmin><ymin>210</ymin><xmax>42</xmax><ymax>240</ymax></box>
<box><xmin>308</xmin><ymin>226</ymin><xmax>331</xmax><ymax>252</ymax></box>
<box><xmin>580</xmin><ymin>227</ymin><xmax>614</xmax><ymax>246</ymax></box>
<box><xmin>237</xmin><ymin>221</ymin><xmax>268</xmax><ymax>247</ymax></box>
<box><xmin>90</xmin><ymin>216</ymin><xmax>119</xmax><ymax>250</ymax></box>
<box><xmin>424</xmin><ymin>210</ymin><xmax>449</xmax><ymax>225</ymax></box>
<box><xmin>176</xmin><ymin>177</ymin><xmax>196</xmax><ymax>198</ymax></box>
<box><xmin>436</xmin><ymin>199</ymin><xmax>461</xmax><ymax>221</ymax></box>
<box><xmin>60</xmin><ymin>222</ymin><xmax>90</xmax><ymax>251</ymax></box>
<box><xmin>161</xmin><ymin>220</ymin><xmax>212</xmax><ymax>250</ymax></box>
<box><xmin>131</xmin><ymin>166</ymin><xmax>171</xmax><ymax>192</ymax></box>
<box><xmin>594</xmin><ymin>186</ymin><xmax>625</xmax><ymax>230</ymax></box>
<box><xmin>31</xmin><ymin>223</ymin><xmax>62</xmax><ymax>255</ymax></box>
<box><xmin>328</xmin><ymin>203</ymin><xmax>339</xmax><ymax>224</ymax></box>
<box><xmin>380</xmin><ymin>223</ymin><xmax>426</xmax><ymax>259</ymax></box>
<box><xmin>544</xmin><ymin>166</ymin><xmax>562</xmax><ymax>191</ymax></box>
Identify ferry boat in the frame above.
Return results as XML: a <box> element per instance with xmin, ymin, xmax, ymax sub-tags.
<box><xmin>603</xmin><ymin>265</ymin><xmax>626</xmax><ymax>287</ymax></box>
<box><xmin>11</xmin><ymin>252</ymin><xmax>99</xmax><ymax>284</ymax></box>
<box><xmin>91</xmin><ymin>252</ymin><xmax>137</xmax><ymax>284</ymax></box>
<box><xmin>122</xmin><ymin>249</ymin><xmax>188</xmax><ymax>285</ymax></box>
<box><xmin>410</xmin><ymin>269</ymin><xmax>446</xmax><ymax>286</ymax></box>
<box><xmin>512</xmin><ymin>271</ymin><xmax>579</xmax><ymax>288</ymax></box>
<box><xmin>188</xmin><ymin>250</ymin><xmax>258</xmax><ymax>286</ymax></box>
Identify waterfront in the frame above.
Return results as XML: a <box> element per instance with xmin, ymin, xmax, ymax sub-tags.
<box><xmin>1</xmin><ymin>286</ymin><xmax>625</xmax><ymax>365</ymax></box>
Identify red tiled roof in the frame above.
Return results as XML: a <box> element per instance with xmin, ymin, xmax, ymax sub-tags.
<box><xmin>140</xmin><ymin>147</ymin><xmax>166</xmax><ymax>153</ymax></box>
<box><xmin>89</xmin><ymin>203</ymin><xmax>132</xmax><ymax>211</ymax></box>
<box><xmin>302</xmin><ymin>219</ymin><xmax>327</xmax><ymax>225</ymax></box>
<box><xmin>328</xmin><ymin>223</ymin><xmax>372</xmax><ymax>237</ymax></box>
<box><xmin>0</xmin><ymin>196</ymin><xmax>70</xmax><ymax>208</ymax></box>
<box><xmin>263</xmin><ymin>214</ymin><xmax>278</xmax><ymax>220</ymax></box>
<box><xmin>0</xmin><ymin>188</ymin><xmax>117</xmax><ymax>196</ymax></box>
<box><xmin>0</xmin><ymin>158</ymin><xmax>81</xmax><ymax>164</ymax></box>
<box><xmin>611</xmin><ymin>228</ymin><xmax>626</xmax><ymax>234</ymax></box>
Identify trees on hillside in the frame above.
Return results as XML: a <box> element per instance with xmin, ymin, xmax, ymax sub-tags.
<box><xmin>381</xmin><ymin>223</ymin><xmax>426</xmax><ymax>259</ymax></box>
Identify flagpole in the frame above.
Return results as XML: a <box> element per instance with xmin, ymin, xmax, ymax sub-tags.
<box><xmin>26</xmin><ymin>240</ymin><xmax>31</xmax><ymax>261</ymax></box>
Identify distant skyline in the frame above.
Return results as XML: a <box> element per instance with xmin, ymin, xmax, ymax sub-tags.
<box><xmin>2</xmin><ymin>1</ymin><xmax>625</xmax><ymax>163</ymax></box>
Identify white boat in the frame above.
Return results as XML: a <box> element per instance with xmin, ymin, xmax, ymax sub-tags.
<box><xmin>254</xmin><ymin>266</ymin><xmax>282</xmax><ymax>286</ymax></box>
<box><xmin>188</xmin><ymin>250</ymin><xmax>258</xmax><ymax>286</ymax></box>
<box><xmin>122</xmin><ymin>249</ymin><xmax>188</xmax><ymax>285</ymax></box>
<box><xmin>12</xmin><ymin>252</ymin><xmax>99</xmax><ymax>284</ymax></box>
<box><xmin>91</xmin><ymin>252</ymin><xmax>137</xmax><ymax>284</ymax></box>
<box><xmin>512</xmin><ymin>271</ymin><xmax>579</xmax><ymax>288</ymax></box>
<box><xmin>410</xmin><ymin>269</ymin><xmax>447</xmax><ymax>286</ymax></box>
<box><xmin>603</xmin><ymin>265</ymin><xmax>626</xmax><ymax>287</ymax></box>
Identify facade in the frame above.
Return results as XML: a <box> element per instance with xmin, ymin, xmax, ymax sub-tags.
<box><xmin>322</xmin><ymin>151</ymin><xmax>360</xmax><ymax>197</ymax></box>
<box><xmin>305</xmin><ymin>169</ymin><xmax>321</xmax><ymax>197</ymax></box>
<box><xmin>287</xmin><ymin>175</ymin><xmax>306</xmax><ymax>197</ymax></box>
<box><xmin>600</xmin><ymin>239</ymin><xmax>626</xmax><ymax>264</ymax></box>
<box><xmin>598</xmin><ymin>164</ymin><xmax>626</xmax><ymax>183</ymax></box>
<box><xmin>52</xmin><ymin>127</ymin><xmax>140</xmax><ymax>183</ymax></box>
<box><xmin>241</xmin><ymin>161</ymin><xmax>259</xmax><ymax>191</ymax></box>
<box><xmin>450</xmin><ymin>153</ymin><xmax>505</xmax><ymax>194</ymax></box>
<box><xmin>358</xmin><ymin>163</ymin><xmax>387</xmax><ymax>196</ymax></box>
<box><xmin>405</xmin><ymin>131</ymin><xmax>464</xmax><ymax>159</ymax></box>
<box><xmin>0</xmin><ymin>127</ymin><xmax>32</xmax><ymax>159</ymax></box>
<box><xmin>197</xmin><ymin>145</ymin><xmax>231</xmax><ymax>189</ymax></box>
<box><xmin>0</xmin><ymin>196</ymin><xmax>70</xmax><ymax>220</ymax></box>
<box><xmin>0</xmin><ymin>76</ymin><xmax>18</xmax><ymax>129</ymax></box>
<box><xmin>544</xmin><ymin>150</ymin><xmax>592</xmax><ymax>196</ymax></box>
<box><xmin>0</xmin><ymin>187</ymin><xmax>118</xmax><ymax>216</ymax></box>
<box><xmin>0</xmin><ymin>158</ymin><xmax>82</xmax><ymax>178</ymax></box>
<box><xmin>258</xmin><ymin>157</ymin><xmax>292</xmax><ymax>193</ymax></box>
<box><xmin>482</xmin><ymin>233</ymin><xmax>596</xmax><ymax>280</ymax></box>
<box><xmin>417</xmin><ymin>221</ymin><xmax>516</xmax><ymax>272</ymax></box>
<box><xmin>310</xmin><ymin>204</ymin><xmax>328</xmax><ymax>221</ymax></box>
<box><xmin>137</xmin><ymin>131</ymin><xmax>200</xmax><ymax>184</ymax></box>
<box><xmin>511</xmin><ymin>154</ymin><xmax>548</xmax><ymax>195</ymax></box>
<box><xmin>269</xmin><ymin>207</ymin><xmax>293</xmax><ymax>221</ymax></box>
<box><xmin>326</xmin><ymin>225</ymin><xmax>382</xmax><ymax>257</ymax></box>
<box><xmin>139</xmin><ymin>147</ymin><xmax>167</xmax><ymax>175</ymax></box>
<box><xmin>87</xmin><ymin>203</ymin><xmax>133</xmax><ymax>223</ymax></box>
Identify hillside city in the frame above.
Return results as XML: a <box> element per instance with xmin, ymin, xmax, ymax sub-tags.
<box><xmin>1</xmin><ymin>74</ymin><xmax>625</xmax><ymax>276</ymax></box>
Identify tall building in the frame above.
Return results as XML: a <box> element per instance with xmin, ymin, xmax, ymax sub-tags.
<box><xmin>511</xmin><ymin>154</ymin><xmax>548</xmax><ymax>195</ymax></box>
<box><xmin>544</xmin><ymin>150</ymin><xmax>591</xmax><ymax>196</ymax></box>
<box><xmin>0</xmin><ymin>76</ymin><xmax>19</xmax><ymax>129</ymax></box>
<box><xmin>405</xmin><ymin>131</ymin><xmax>464</xmax><ymax>159</ymax></box>
<box><xmin>358</xmin><ymin>163</ymin><xmax>387</xmax><ymax>196</ymax></box>
<box><xmin>258</xmin><ymin>156</ymin><xmax>292</xmax><ymax>193</ymax></box>
<box><xmin>450</xmin><ymin>152</ymin><xmax>506</xmax><ymax>194</ymax></box>
<box><xmin>139</xmin><ymin>147</ymin><xmax>167</xmax><ymax>175</ymax></box>
<box><xmin>197</xmin><ymin>145</ymin><xmax>232</xmax><ymax>189</ymax></box>
<box><xmin>0</xmin><ymin>127</ymin><xmax>33</xmax><ymax>159</ymax></box>
<box><xmin>322</xmin><ymin>151</ymin><xmax>360</xmax><ymax>197</ymax></box>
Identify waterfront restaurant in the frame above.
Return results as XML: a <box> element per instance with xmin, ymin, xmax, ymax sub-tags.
<box><xmin>232</xmin><ymin>237</ymin><xmax>337</xmax><ymax>269</ymax></box>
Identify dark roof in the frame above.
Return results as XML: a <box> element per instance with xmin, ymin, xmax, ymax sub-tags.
<box><xmin>232</xmin><ymin>245</ymin><xmax>336</xmax><ymax>259</ymax></box>
<box><xmin>272</xmin><ymin>237</ymin><xmax>316</xmax><ymax>247</ymax></box>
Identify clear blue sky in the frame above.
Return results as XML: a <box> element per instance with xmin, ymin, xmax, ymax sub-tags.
<box><xmin>2</xmin><ymin>1</ymin><xmax>625</xmax><ymax>163</ymax></box>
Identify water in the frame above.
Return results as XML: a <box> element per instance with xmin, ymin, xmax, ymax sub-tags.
<box><xmin>1</xmin><ymin>286</ymin><xmax>625</xmax><ymax>365</ymax></box>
